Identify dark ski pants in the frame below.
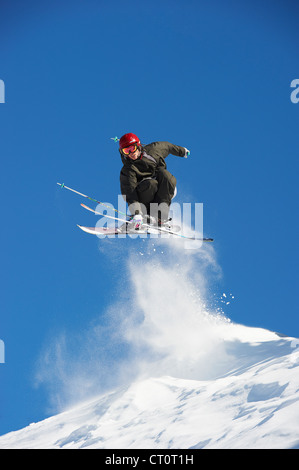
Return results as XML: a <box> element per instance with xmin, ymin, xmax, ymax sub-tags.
<box><xmin>135</xmin><ymin>168</ymin><xmax>177</xmax><ymax>221</ymax></box>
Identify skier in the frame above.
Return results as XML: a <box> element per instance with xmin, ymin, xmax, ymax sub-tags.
<box><xmin>118</xmin><ymin>133</ymin><xmax>190</xmax><ymax>229</ymax></box>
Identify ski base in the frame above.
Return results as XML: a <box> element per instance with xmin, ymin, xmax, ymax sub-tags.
<box><xmin>77</xmin><ymin>225</ymin><xmax>213</xmax><ymax>242</ymax></box>
<box><xmin>77</xmin><ymin>225</ymin><xmax>149</xmax><ymax>235</ymax></box>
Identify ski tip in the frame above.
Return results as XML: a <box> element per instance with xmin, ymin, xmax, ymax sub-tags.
<box><xmin>80</xmin><ymin>203</ymin><xmax>93</xmax><ymax>212</ymax></box>
<box><xmin>77</xmin><ymin>224</ymin><xmax>92</xmax><ymax>234</ymax></box>
<box><xmin>77</xmin><ymin>224</ymin><xmax>87</xmax><ymax>230</ymax></box>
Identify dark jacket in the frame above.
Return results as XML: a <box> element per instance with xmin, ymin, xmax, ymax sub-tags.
<box><xmin>120</xmin><ymin>141</ymin><xmax>186</xmax><ymax>205</ymax></box>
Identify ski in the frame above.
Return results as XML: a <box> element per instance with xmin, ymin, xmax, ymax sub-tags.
<box><xmin>80</xmin><ymin>203</ymin><xmax>184</xmax><ymax>237</ymax></box>
<box><xmin>77</xmin><ymin>224</ymin><xmax>213</xmax><ymax>241</ymax></box>
<box><xmin>58</xmin><ymin>182</ymin><xmax>214</xmax><ymax>242</ymax></box>
<box><xmin>81</xmin><ymin>203</ymin><xmax>180</xmax><ymax>232</ymax></box>
<box><xmin>77</xmin><ymin>225</ymin><xmax>149</xmax><ymax>236</ymax></box>
<box><xmin>78</xmin><ymin>203</ymin><xmax>214</xmax><ymax>242</ymax></box>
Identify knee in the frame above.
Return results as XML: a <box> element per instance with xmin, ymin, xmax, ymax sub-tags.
<box><xmin>137</xmin><ymin>178</ymin><xmax>158</xmax><ymax>193</ymax></box>
<box><xmin>156</xmin><ymin>169</ymin><xmax>176</xmax><ymax>187</ymax></box>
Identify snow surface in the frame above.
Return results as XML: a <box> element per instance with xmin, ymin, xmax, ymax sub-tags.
<box><xmin>1</xmin><ymin>326</ymin><xmax>299</xmax><ymax>449</ymax></box>
<box><xmin>1</xmin><ymin>240</ymin><xmax>299</xmax><ymax>449</ymax></box>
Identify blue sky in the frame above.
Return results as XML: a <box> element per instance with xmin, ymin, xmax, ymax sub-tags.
<box><xmin>0</xmin><ymin>0</ymin><xmax>298</xmax><ymax>436</ymax></box>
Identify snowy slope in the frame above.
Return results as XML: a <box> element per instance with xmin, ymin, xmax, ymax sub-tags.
<box><xmin>0</xmin><ymin>325</ymin><xmax>298</xmax><ymax>449</ymax></box>
<box><xmin>1</xmin><ymin>242</ymin><xmax>299</xmax><ymax>449</ymax></box>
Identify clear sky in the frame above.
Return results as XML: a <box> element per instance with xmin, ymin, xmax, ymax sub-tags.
<box><xmin>0</xmin><ymin>0</ymin><xmax>298</xmax><ymax>436</ymax></box>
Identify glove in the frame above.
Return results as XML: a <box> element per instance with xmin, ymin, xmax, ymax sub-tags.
<box><xmin>184</xmin><ymin>148</ymin><xmax>190</xmax><ymax>158</ymax></box>
<box><xmin>130</xmin><ymin>213</ymin><xmax>143</xmax><ymax>230</ymax></box>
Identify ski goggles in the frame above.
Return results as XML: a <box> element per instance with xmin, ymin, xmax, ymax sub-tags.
<box><xmin>122</xmin><ymin>144</ymin><xmax>138</xmax><ymax>155</ymax></box>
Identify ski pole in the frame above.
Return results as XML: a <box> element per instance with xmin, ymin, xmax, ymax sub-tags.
<box><xmin>57</xmin><ymin>182</ymin><xmax>129</xmax><ymax>218</ymax></box>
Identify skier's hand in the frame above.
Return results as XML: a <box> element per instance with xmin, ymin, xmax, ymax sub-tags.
<box><xmin>184</xmin><ymin>148</ymin><xmax>190</xmax><ymax>158</ymax></box>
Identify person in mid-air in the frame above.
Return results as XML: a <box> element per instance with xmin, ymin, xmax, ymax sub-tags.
<box><xmin>118</xmin><ymin>133</ymin><xmax>190</xmax><ymax>230</ymax></box>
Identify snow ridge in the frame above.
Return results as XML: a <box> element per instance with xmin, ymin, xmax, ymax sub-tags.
<box><xmin>0</xmin><ymin>333</ymin><xmax>299</xmax><ymax>449</ymax></box>
<box><xmin>1</xmin><ymin>241</ymin><xmax>298</xmax><ymax>449</ymax></box>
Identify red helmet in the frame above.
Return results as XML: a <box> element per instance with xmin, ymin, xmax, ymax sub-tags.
<box><xmin>119</xmin><ymin>133</ymin><xmax>141</xmax><ymax>150</ymax></box>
